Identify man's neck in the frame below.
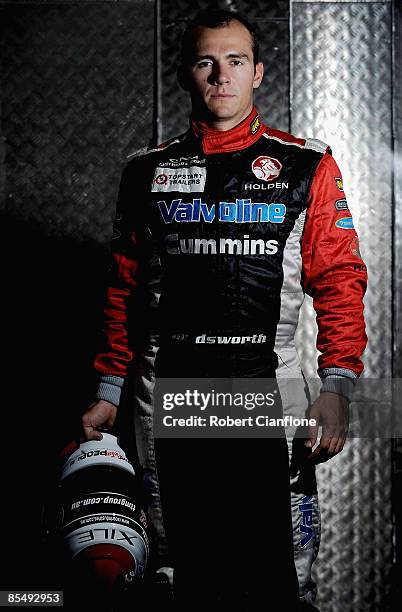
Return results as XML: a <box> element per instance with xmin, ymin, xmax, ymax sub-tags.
<box><xmin>190</xmin><ymin>105</ymin><xmax>264</xmax><ymax>154</ymax></box>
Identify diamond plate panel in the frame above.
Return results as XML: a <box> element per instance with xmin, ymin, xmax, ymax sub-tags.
<box><xmin>291</xmin><ymin>2</ymin><xmax>393</xmax><ymax>611</ymax></box>
<box><xmin>160</xmin><ymin>0</ymin><xmax>289</xmax><ymax>141</ymax></box>
<box><xmin>1</xmin><ymin>0</ymin><xmax>155</xmax><ymax>243</ymax></box>
<box><xmin>312</xmin><ymin>438</ymin><xmax>393</xmax><ymax>612</ymax></box>
<box><xmin>292</xmin><ymin>1</ymin><xmax>392</xmax><ymax>379</ymax></box>
<box><xmin>392</xmin><ymin>0</ymin><xmax>402</xmax><ymax>602</ymax></box>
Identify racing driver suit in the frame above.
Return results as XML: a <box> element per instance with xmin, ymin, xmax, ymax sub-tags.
<box><xmin>93</xmin><ymin>106</ymin><xmax>368</xmax><ymax>609</ymax></box>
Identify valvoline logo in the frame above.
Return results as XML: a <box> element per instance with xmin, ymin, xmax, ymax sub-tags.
<box><xmin>299</xmin><ymin>496</ymin><xmax>314</xmax><ymax>547</ymax></box>
<box><xmin>157</xmin><ymin>198</ymin><xmax>286</xmax><ymax>224</ymax></box>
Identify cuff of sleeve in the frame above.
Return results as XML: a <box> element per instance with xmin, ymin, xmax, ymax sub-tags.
<box><xmin>95</xmin><ymin>375</ymin><xmax>125</xmax><ymax>407</ymax></box>
<box><xmin>319</xmin><ymin>375</ymin><xmax>355</xmax><ymax>402</ymax></box>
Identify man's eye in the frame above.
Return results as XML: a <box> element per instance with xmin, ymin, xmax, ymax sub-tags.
<box><xmin>231</xmin><ymin>60</ymin><xmax>243</xmax><ymax>66</ymax></box>
<box><xmin>197</xmin><ymin>61</ymin><xmax>212</xmax><ymax>68</ymax></box>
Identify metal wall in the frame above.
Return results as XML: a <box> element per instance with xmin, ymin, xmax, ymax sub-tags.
<box><xmin>291</xmin><ymin>1</ymin><xmax>393</xmax><ymax>610</ymax></box>
<box><xmin>392</xmin><ymin>0</ymin><xmax>402</xmax><ymax>605</ymax></box>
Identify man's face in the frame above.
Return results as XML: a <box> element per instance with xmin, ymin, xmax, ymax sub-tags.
<box><xmin>183</xmin><ymin>20</ymin><xmax>264</xmax><ymax>128</ymax></box>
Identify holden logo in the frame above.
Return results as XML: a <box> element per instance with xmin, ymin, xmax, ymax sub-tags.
<box><xmin>252</xmin><ymin>156</ymin><xmax>282</xmax><ymax>182</ymax></box>
<box><xmin>155</xmin><ymin>174</ymin><xmax>168</xmax><ymax>185</ymax></box>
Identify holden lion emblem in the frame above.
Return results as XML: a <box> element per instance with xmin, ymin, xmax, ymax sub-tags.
<box><xmin>252</xmin><ymin>156</ymin><xmax>282</xmax><ymax>182</ymax></box>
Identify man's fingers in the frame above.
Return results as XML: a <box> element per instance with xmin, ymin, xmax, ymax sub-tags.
<box><xmin>309</xmin><ymin>444</ymin><xmax>335</xmax><ymax>464</ymax></box>
<box><xmin>82</xmin><ymin>415</ymin><xmax>103</xmax><ymax>440</ymax></box>
<box><xmin>326</xmin><ymin>432</ymin><xmax>342</xmax><ymax>455</ymax></box>
<box><xmin>82</xmin><ymin>415</ymin><xmax>103</xmax><ymax>439</ymax></box>
<box><xmin>309</xmin><ymin>444</ymin><xmax>327</xmax><ymax>462</ymax></box>
<box><xmin>305</xmin><ymin>412</ymin><xmax>319</xmax><ymax>448</ymax></box>
<box><xmin>319</xmin><ymin>435</ymin><xmax>332</xmax><ymax>451</ymax></box>
<box><xmin>82</xmin><ymin>425</ymin><xmax>102</xmax><ymax>441</ymax></box>
<box><xmin>309</xmin><ymin>433</ymin><xmax>328</xmax><ymax>457</ymax></box>
<box><xmin>333</xmin><ymin>434</ymin><xmax>347</xmax><ymax>455</ymax></box>
<box><xmin>82</xmin><ymin>400</ymin><xmax>117</xmax><ymax>441</ymax></box>
<box><xmin>325</xmin><ymin>423</ymin><xmax>347</xmax><ymax>454</ymax></box>
<box><xmin>328</xmin><ymin>431</ymin><xmax>347</xmax><ymax>455</ymax></box>
<box><xmin>305</xmin><ymin>393</ymin><xmax>350</xmax><ymax>462</ymax></box>
<box><xmin>309</xmin><ymin>433</ymin><xmax>348</xmax><ymax>463</ymax></box>
<box><xmin>308</xmin><ymin>434</ymin><xmax>333</xmax><ymax>462</ymax></box>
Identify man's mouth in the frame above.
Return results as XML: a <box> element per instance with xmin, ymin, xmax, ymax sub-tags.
<box><xmin>211</xmin><ymin>94</ymin><xmax>235</xmax><ymax>98</ymax></box>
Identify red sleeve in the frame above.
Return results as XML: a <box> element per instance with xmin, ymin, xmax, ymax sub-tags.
<box><xmin>94</xmin><ymin>165</ymin><xmax>141</xmax><ymax>378</ymax></box>
<box><xmin>301</xmin><ymin>152</ymin><xmax>368</xmax><ymax>377</ymax></box>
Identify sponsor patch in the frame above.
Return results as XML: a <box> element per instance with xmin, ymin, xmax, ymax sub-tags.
<box><xmin>299</xmin><ymin>496</ymin><xmax>314</xmax><ymax>547</ymax></box>
<box><xmin>157</xmin><ymin>198</ymin><xmax>286</xmax><ymax>224</ymax></box>
<box><xmin>335</xmin><ymin>177</ymin><xmax>344</xmax><ymax>191</ymax></box>
<box><xmin>245</xmin><ymin>181</ymin><xmax>289</xmax><ymax>191</ymax></box>
<box><xmin>335</xmin><ymin>217</ymin><xmax>354</xmax><ymax>230</ymax></box>
<box><xmin>335</xmin><ymin>199</ymin><xmax>349</xmax><ymax>211</ymax></box>
<box><xmin>155</xmin><ymin>174</ymin><xmax>168</xmax><ymax>185</ymax></box>
<box><xmin>196</xmin><ymin>333</ymin><xmax>267</xmax><ymax>344</ymax></box>
<box><xmin>250</xmin><ymin>115</ymin><xmax>262</xmax><ymax>135</ymax></box>
<box><xmin>152</xmin><ymin>165</ymin><xmax>207</xmax><ymax>193</ymax></box>
<box><xmin>166</xmin><ymin>155</ymin><xmax>205</xmax><ymax>168</ymax></box>
<box><xmin>252</xmin><ymin>156</ymin><xmax>282</xmax><ymax>182</ymax></box>
<box><xmin>165</xmin><ymin>233</ymin><xmax>279</xmax><ymax>256</ymax></box>
<box><xmin>350</xmin><ymin>235</ymin><xmax>362</xmax><ymax>259</ymax></box>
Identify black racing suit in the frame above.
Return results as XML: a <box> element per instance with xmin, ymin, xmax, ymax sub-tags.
<box><xmin>94</xmin><ymin>106</ymin><xmax>367</xmax><ymax>609</ymax></box>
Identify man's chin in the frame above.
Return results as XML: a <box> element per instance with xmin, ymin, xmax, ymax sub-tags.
<box><xmin>206</xmin><ymin>103</ymin><xmax>239</xmax><ymax>121</ymax></box>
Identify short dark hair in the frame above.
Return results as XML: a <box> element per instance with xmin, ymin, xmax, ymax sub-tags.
<box><xmin>180</xmin><ymin>9</ymin><xmax>261</xmax><ymax>66</ymax></box>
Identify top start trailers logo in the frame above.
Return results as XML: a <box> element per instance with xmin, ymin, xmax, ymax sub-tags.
<box><xmin>157</xmin><ymin>198</ymin><xmax>286</xmax><ymax>224</ymax></box>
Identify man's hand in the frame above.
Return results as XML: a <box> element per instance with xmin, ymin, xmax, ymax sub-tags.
<box><xmin>82</xmin><ymin>400</ymin><xmax>117</xmax><ymax>441</ymax></box>
<box><xmin>306</xmin><ymin>392</ymin><xmax>349</xmax><ymax>463</ymax></box>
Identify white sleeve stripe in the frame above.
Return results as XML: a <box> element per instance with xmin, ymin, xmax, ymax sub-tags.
<box><xmin>263</xmin><ymin>132</ymin><xmax>304</xmax><ymax>148</ymax></box>
<box><xmin>304</xmin><ymin>137</ymin><xmax>328</xmax><ymax>154</ymax></box>
<box><xmin>127</xmin><ymin>133</ymin><xmax>187</xmax><ymax>161</ymax></box>
<box><xmin>263</xmin><ymin>132</ymin><xmax>328</xmax><ymax>154</ymax></box>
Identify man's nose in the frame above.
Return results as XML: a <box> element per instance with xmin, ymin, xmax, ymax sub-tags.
<box><xmin>209</xmin><ymin>63</ymin><xmax>230</xmax><ymax>85</ymax></box>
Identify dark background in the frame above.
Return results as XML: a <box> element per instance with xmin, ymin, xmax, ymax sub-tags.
<box><xmin>0</xmin><ymin>0</ymin><xmax>156</xmax><ymax>592</ymax></box>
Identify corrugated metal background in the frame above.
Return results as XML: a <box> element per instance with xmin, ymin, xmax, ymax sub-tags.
<box><xmin>0</xmin><ymin>0</ymin><xmax>399</xmax><ymax>609</ymax></box>
<box><xmin>291</xmin><ymin>2</ymin><xmax>393</xmax><ymax>610</ymax></box>
<box><xmin>1</xmin><ymin>0</ymin><xmax>155</xmax><ymax>242</ymax></box>
<box><xmin>392</xmin><ymin>0</ymin><xmax>402</xmax><ymax>607</ymax></box>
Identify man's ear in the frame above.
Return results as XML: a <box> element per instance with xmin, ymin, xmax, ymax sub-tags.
<box><xmin>177</xmin><ymin>64</ymin><xmax>191</xmax><ymax>91</ymax></box>
<box><xmin>253</xmin><ymin>62</ymin><xmax>264</xmax><ymax>90</ymax></box>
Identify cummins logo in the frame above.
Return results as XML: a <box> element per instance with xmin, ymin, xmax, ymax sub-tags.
<box><xmin>165</xmin><ymin>234</ymin><xmax>279</xmax><ymax>256</ymax></box>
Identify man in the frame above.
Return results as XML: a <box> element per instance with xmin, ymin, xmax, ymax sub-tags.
<box><xmin>83</xmin><ymin>9</ymin><xmax>367</xmax><ymax>610</ymax></box>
